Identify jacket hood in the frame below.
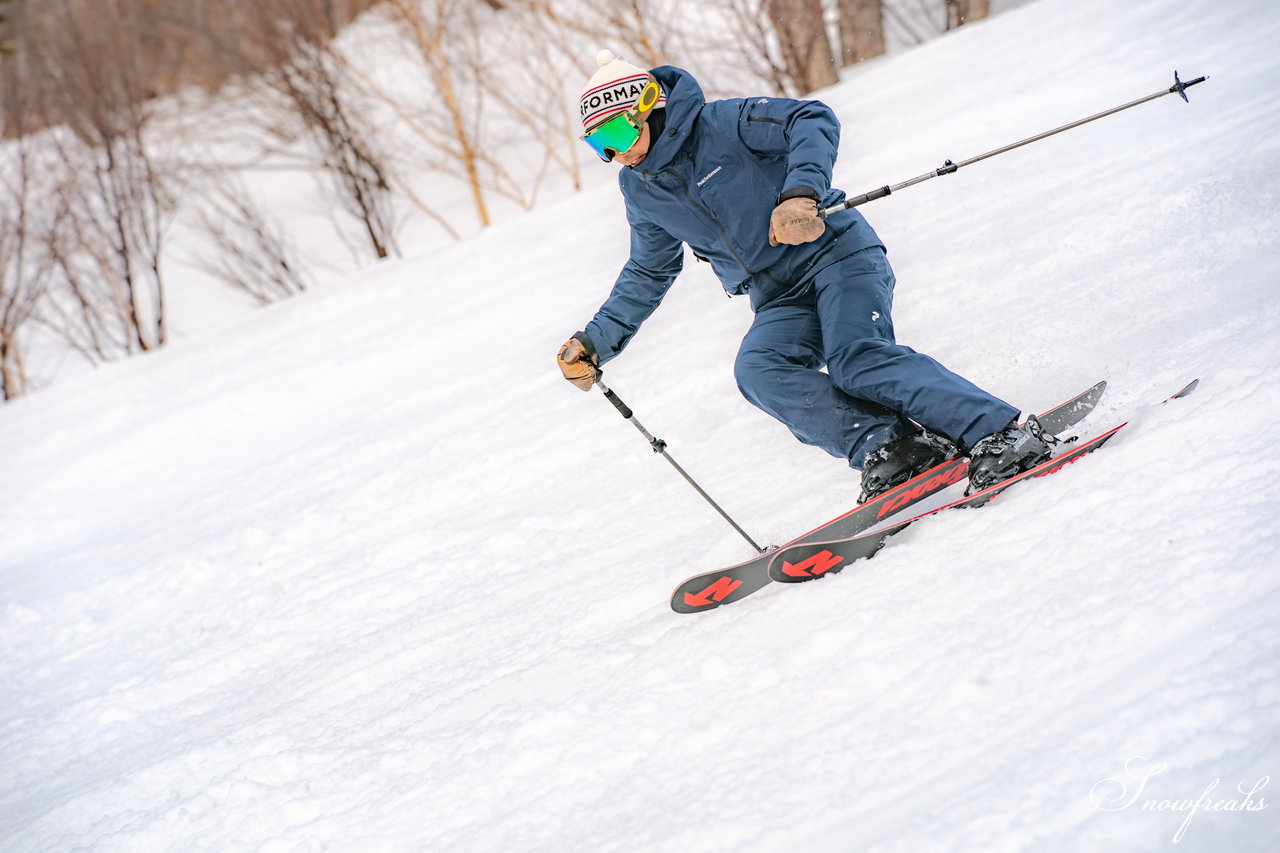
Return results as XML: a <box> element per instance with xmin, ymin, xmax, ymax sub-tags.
<box><xmin>636</xmin><ymin>66</ymin><xmax>705</xmax><ymax>173</ymax></box>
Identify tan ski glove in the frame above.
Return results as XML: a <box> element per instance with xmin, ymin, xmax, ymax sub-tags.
<box><xmin>557</xmin><ymin>337</ymin><xmax>598</xmax><ymax>391</ymax></box>
<box><xmin>768</xmin><ymin>196</ymin><xmax>825</xmax><ymax>246</ymax></box>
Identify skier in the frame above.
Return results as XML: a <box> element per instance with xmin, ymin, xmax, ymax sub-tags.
<box><xmin>557</xmin><ymin>51</ymin><xmax>1055</xmax><ymax>497</ymax></box>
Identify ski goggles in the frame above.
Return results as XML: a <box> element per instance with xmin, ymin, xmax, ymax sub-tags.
<box><xmin>581</xmin><ymin>76</ymin><xmax>662</xmax><ymax>162</ymax></box>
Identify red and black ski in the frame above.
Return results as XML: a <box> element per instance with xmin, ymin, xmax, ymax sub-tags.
<box><xmin>670</xmin><ymin>380</ymin><xmax>1109</xmax><ymax>613</ymax></box>
<box><xmin>767</xmin><ymin>379</ymin><xmax>1199</xmax><ymax>586</ymax></box>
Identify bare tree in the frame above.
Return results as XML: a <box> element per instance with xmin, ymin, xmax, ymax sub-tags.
<box><xmin>0</xmin><ymin>77</ymin><xmax>43</xmax><ymax>399</ymax></box>
<box><xmin>167</xmin><ymin>0</ymin><xmax>400</xmax><ymax>261</ymax></box>
<box><xmin>880</xmin><ymin>0</ymin><xmax>987</xmax><ymax>46</ymax></box>
<box><xmin>945</xmin><ymin>0</ymin><xmax>989</xmax><ymax>29</ymax></box>
<box><xmin>879</xmin><ymin>0</ymin><xmax>937</xmax><ymax>47</ymax></box>
<box><xmin>838</xmin><ymin>0</ymin><xmax>885</xmax><ymax>66</ymax></box>
<box><xmin>364</xmin><ymin>0</ymin><xmax>590</xmax><ymax>222</ymax></box>
<box><xmin>764</xmin><ymin>0</ymin><xmax>838</xmax><ymax>94</ymax></box>
<box><xmin>587</xmin><ymin>0</ymin><xmax>678</xmax><ymax>69</ymax></box>
<box><xmin>0</xmin><ymin>0</ymin><xmax>17</xmax><ymax>56</ymax></box>
<box><xmin>27</xmin><ymin>0</ymin><xmax>173</xmax><ymax>355</ymax></box>
<box><xmin>40</xmin><ymin>168</ymin><xmax>142</xmax><ymax>363</ymax></box>
<box><xmin>509</xmin><ymin>2</ymin><xmax>596</xmax><ymax>192</ymax></box>
<box><xmin>0</xmin><ymin>194</ymin><xmax>38</xmax><ymax>396</ymax></box>
<box><xmin>464</xmin><ymin>0</ymin><xmax>605</xmax><ymax>202</ymax></box>
<box><xmin>381</xmin><ymin>0</ymin><xmax>492</xmax><ymax>228</ymax></box>
<box><xmin>187</xmin><ymin>177</ymin><xmax>311</xmax><ymax>304</ymax></box>
<box><xmin>246</xmin><ymin>1</ymin><xmax>399</xmax><ymax>260</ymax></box>
<box><xmin>512</xmin><ymin>0</ymin><xmax>694</xmax><ymax>191</ymax></box>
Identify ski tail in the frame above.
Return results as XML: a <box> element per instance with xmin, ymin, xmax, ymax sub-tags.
<box><xmin>1036</xmin><ymin>380</ymin><xmax>1107</xmax><ymax>435</ymax></box>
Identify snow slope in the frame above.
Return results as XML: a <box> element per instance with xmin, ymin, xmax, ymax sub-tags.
<box><xmin>3</xmin><ymin>0</ymin><xmax>1279</xmax><ymax>850</ymax></box>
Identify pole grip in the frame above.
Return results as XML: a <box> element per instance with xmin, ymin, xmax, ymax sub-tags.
<box><xmin>602</xmin><ymin>387</ymin><xmax>633</xmax><ymax>419</ymax></box>
<box><xmin>596</xmin><ymin>376</ymin><xmax>633</xmax><ymax>419</ymax></box>
<box><xmin>820</xmin><ymin>185</ymin><xmax>890</xmax><ymax>218</ymax></box>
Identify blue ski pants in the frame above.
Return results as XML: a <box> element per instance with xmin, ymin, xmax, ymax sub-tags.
<box><xmin>734</xmin><ymin>246</ymin><xmax>1018</xmax><ymax>468</ymax></box>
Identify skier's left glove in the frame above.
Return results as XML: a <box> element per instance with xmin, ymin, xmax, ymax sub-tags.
<box><xmin>769</xmin><ymin>190</ymin><xmax>825</xmax><ymax>246</ymax></box>
<box><xmin>557</xmin><ymin>335</ymin><xmax>599</xmax><ymax>391</ymax></box>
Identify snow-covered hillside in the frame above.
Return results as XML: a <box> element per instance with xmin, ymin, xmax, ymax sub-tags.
<box><xmin>3</xmin><ymin>0</ymin><xmax>1279</xmax><ymax>850</ymax></box>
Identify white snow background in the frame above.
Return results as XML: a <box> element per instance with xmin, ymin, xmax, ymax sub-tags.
<box><xmin>3</xmin><ymin>0</ymin><xmax>1280</xmax><ymax>850</ymax></box>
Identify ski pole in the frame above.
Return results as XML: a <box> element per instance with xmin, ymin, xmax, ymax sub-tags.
<box><xmin>594</xmin><ymin>374</ymin><xmax>766</xmax><ymax>554</ymax></box>
<box><xmin>820</xmin><ymin>70</ymin><xmax>1209</xmax><ymax>218</ymax></box>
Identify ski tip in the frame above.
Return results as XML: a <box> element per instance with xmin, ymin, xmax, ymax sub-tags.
<box><xmin>1172</xmin><ymin>378</ymin><xmax>1200</xmax><ymax>399</ymax></box>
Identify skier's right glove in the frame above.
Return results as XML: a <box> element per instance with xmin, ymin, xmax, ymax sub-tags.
<box><xmin>557</xmin><ymin>335</ymin><xmax>599</xmax><ymax>391</ymax></box>
<box><xmin>769</xmin><ymin>190</ymin><xmax>825</xmax><ymax>246</ymax></box>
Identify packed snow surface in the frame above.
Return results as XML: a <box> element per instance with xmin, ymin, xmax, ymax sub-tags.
<box><xmin>3</xmin><ymin>0</ymin><xmax>1279</xmax><ymax>850</ymax></box>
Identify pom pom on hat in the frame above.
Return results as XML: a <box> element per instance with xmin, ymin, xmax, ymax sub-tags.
<box><xmin>579</xmin><ymin>49</ymin><xmax>666</xmax><ymax>132</ymax></box>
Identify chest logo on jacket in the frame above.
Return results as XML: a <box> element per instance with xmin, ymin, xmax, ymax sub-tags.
<box><xmin>697</xmin><ymin>166</ymin><xmax>723</xmax><ymax>187</ymax></box>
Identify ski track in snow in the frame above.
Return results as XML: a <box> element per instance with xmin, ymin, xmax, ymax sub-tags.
<box><xmin>3</xmin><ymin>0</ymin><xmax>1280</xmax><ymax>850</ymax></box>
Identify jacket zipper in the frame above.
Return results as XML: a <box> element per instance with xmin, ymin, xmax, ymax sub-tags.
<box><xmin>669</xmin><ymin>167</ymin><xmax>756</xmax><ymax>278</ymax></box>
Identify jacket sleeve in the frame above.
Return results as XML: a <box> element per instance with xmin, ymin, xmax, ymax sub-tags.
<box><xmin>583</xmin><ymin>192</ymin><xmax>684</xmax><ymax>364</ymax></box>
<box><xmin>737</xmin><ymin>96</ymin><xmax>840</xmax><ymax>199</ymax></box>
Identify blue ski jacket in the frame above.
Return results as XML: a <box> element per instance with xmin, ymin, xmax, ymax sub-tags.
<box><xmin>583</xmin><ymin>66</ymin><xmax>884</xmax><ymax>363</ymax></box>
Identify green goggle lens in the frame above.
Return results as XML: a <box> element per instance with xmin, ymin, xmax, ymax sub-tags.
<box><xmin>582</xmin><ymin>112</ymin><xmax>642</xmax><ymax>161</ymax></box>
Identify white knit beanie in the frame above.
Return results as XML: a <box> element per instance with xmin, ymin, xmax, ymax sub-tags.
<box><xmin>579</xmin><ymin>49</ymin><xmax>666</xmax><ymax>132</ymax></box>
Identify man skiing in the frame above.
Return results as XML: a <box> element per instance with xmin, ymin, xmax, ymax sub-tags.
<box><xmin>557</xmin><ymin>51</ymin><xmax>1054</xmax><ymax>497</ymax></box>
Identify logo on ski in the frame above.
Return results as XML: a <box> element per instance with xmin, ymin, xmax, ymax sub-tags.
<box><xmin>683</xmin><ymin>576</ymin><xmax>743</xmax><ymax>607</ymax></box>
<box><xmin>876</xmin><ymin>461</ymin><xmax>968</xmax><ymax>518</ymax></box>
<box><xmin>778</xmin><ymin>549</ymin><xmax>845</xmax><ymax>578</ymax></box>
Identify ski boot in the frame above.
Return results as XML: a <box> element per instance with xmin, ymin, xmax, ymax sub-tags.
<box><xmin>967</xmin><ymin>415</ymin><xmax>1058</xmax><ymax>493</ymax></box>
<box><xmin>859</xmin><ymin>429</ymin><xmax>958</xmax><ymax>503</ymax></box>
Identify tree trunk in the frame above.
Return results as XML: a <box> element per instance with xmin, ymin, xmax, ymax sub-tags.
<box><xmin>0</xmin><ymin>329</ymin><xmax>27</xmax><ymax>400</ymax></box>
<box><xmin>837</xmin><ymin>0</ymin><xmax>884</xmax><ymax>66</ymax></box>
<box><xmin>947</xmin><ymin>0</ymin><xmax>991</xmax><ymax>29</ymax></box>
<box><xmin>764</xmin><ymin>0</ymin><xmax>838</xmax><ymax>94</ymax></box>
<box><xmin>390</xmin><ymin>0</ymin><xmax>490</xmax><ymax>228</ymax></box>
